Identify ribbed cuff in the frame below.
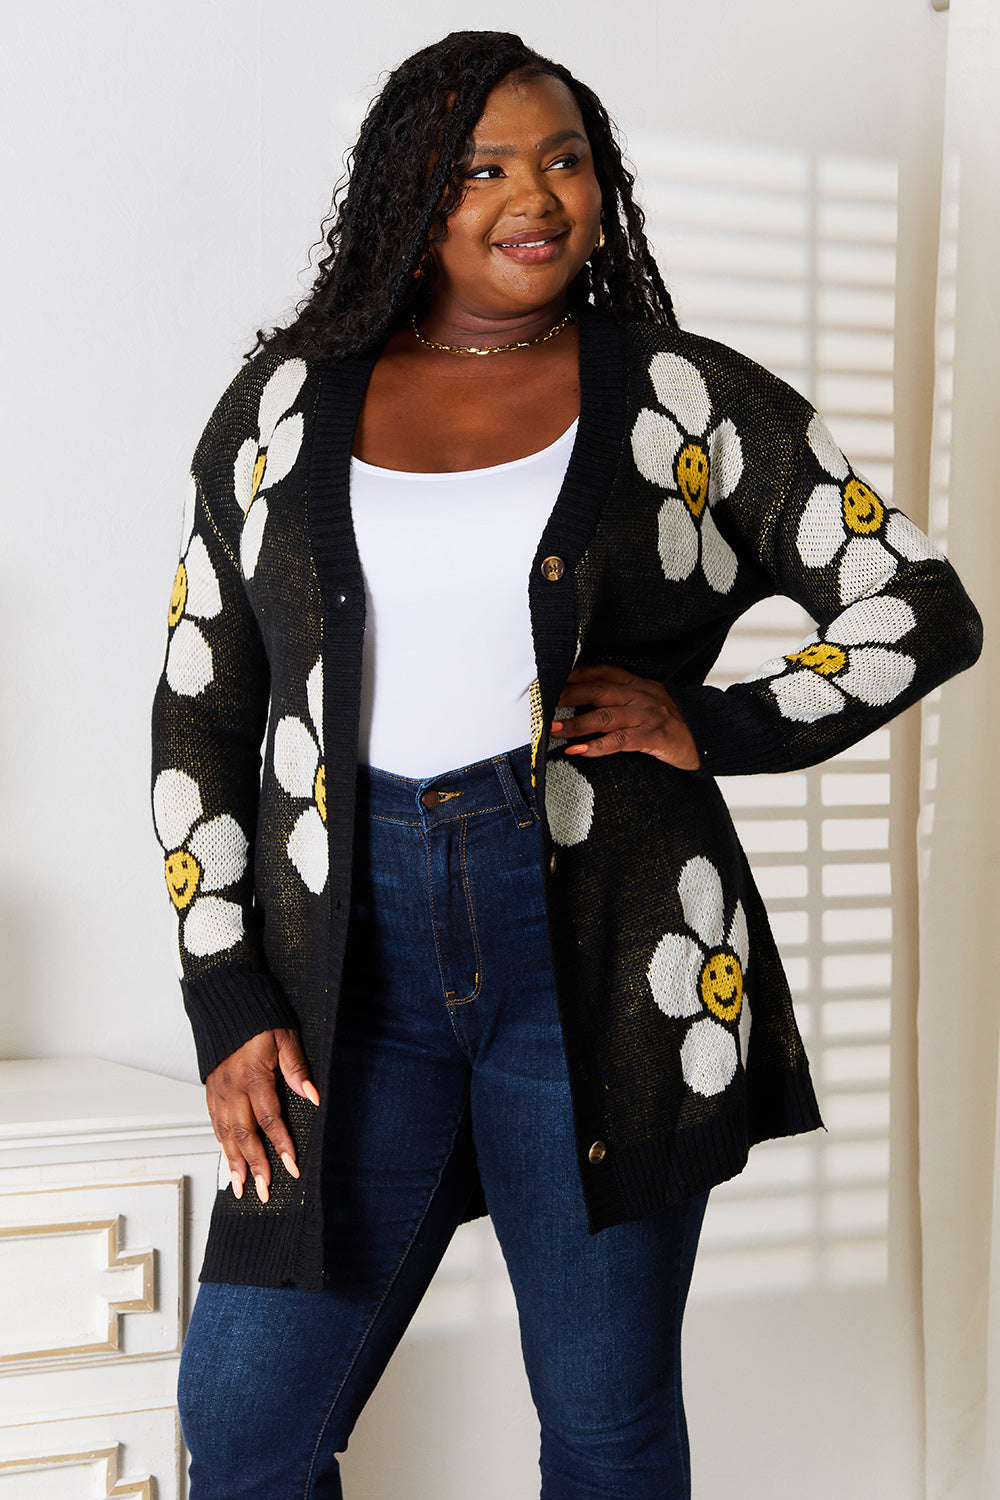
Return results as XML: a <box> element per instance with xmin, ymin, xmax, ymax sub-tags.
<box><xmin>182</xmin><ymin>969</ymin><xmax>300</xmax><ymax>1081</ymax></box>
<box><xmin>670</xmin><ymin>682</ymin><xmax>791</xmax><ymax>777</ymax></box>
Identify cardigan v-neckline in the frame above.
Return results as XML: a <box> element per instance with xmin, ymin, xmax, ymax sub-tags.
<box><xmin>307</xmin><ymin>304</ymin><xmax>627</xmax><ymax>579</ymax></box>
<box><xmin>305</xmin><ymin>302</ymin><xmax>629</xmax><ymax>797</ymax></box>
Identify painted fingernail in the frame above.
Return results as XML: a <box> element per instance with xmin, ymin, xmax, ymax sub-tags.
<box><xmin>231</xmin><ymin>1172</ymin><xmax>243</xmax><ymax>1199</ymax></box>
<box><xmin>255</xmin><ymin>1175</ymin><xmax>269</xmax><ymax>1203</ymax></box>
<box><xmin>302</xmin><ymin>1082</ymin><xmax>320</xmax><ymax>1107</ymax></box>
<box><xmin>551</xmin><ymin>721</ymin><xmax>563</xmax><ymax>731</ymax></box>
<box><xmin>280</xmin><ymin>1152</ymin><xmax>300</xmax><ymax>1180</ymax></box>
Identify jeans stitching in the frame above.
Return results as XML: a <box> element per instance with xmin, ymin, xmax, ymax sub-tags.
<box><xmin>300</xmin><ymin>1099</ymin><xmax>472</xmax><ymax>1497</ymax></box>
<box><xmin>446</xmin><ymin>817</ymin><xmax>483</xmax><ymax>1006</ymax></box>
<box><xmin>495</xmin><ymin>754</ymin><xmax>536</xmax><ymax>828</ymax></box>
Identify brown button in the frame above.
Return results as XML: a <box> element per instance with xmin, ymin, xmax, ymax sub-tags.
<box><xmin>588</xmin><ymin>1140</ymin><xmax>607</xmax><ymax>1165</ymax></box>
<box><xmin>541</xmin><ymin>555</ymin><xmax>565</xmax><ymax>582</ymax></box>
<box><xmin>420</xmin><ymin>790</ymin><xmax>441</xmax><ymax>810</ymax></box>
<box><xmin>549</xmin><ymin>852</ymin><xmax>558</xmax><ymax>875</ymax></box>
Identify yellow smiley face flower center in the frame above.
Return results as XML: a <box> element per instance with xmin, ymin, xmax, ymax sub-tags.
<box><xmin>168</xmin><ymin>561</ymin><xmax>188</xmax><ymax>628</ymax></box>
<box><xmin>787</xmin><ymin>642</ymin><xmax>848</xmax><ymax>676</ymax></box>
<box><xmin>842</xmin><ymin>478</ymin><xmax>884</xmax><ymax>536</ymax></box>
<box><xmin>314</xmin><ymin>763</ymin><xmax>327</xmax><ymax>824</ymax></box>
<box><xmin>164</xmin><ymin>849</ymin><xmax>202</xmax><ymax>911</ymax></box>
<box><xmin>676</xmin><ymin>442</ymin><xmax>710</xmax><ymax>518</ymax></box>
<box><xmin>699</xmin><ymin>948</ymin><xmax>744</xmax><ymax>1023</ymax></box>
<box><xmin>250</xmin><ymin>451</ymin><xmax>267</xmax><ymax>505</ymax></box>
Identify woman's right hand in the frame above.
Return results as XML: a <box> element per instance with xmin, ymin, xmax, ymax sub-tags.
<box><xmin>206</xmin><ymin>1028</ymin><xmax>320</xmax><ymax>1202</ymax></box>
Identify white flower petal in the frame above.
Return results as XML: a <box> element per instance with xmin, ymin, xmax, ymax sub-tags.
<box><xmin>273</xmin><ymin>715</ymin><xmax>320</xmax><ymax>799</ymax></box>
<box><xmin>699</xmin><ymin>507</ymin><xmax>738</xmax><ymax>594</ymax></box>
<box><xmin>188</xmin><ymin>813</ymin><xmax>248</xmax><ymax>892</ymax></box>
<box><xmin>797</xmin><ymin>485</ymin><xmax>846</xmax><ymax>567</ymax></box>
<box><xmin>681</xmin><ymin>1017</ymin><xmax>738</xmax><ymax>1097</ymax></box>
<box><xmin>739</xmin><ymin>992</ymin><xmax>752</xmax><ymax>1067</ymax></box>
<box><xmin>742</xmin><ymin>655</ymin><xmax>786</xmax><ymax>683</ymax></box>
<box><xmin>647</xmin><ymin>932</ymin><xmax>705</xmax><ymax>1019</ymax></box>
<box><xmin>165</xmin><ymin>619</ymin><xmax>214</xmax><ymax>697</ymax></box>
<box><xmin>240</xmin><ymin>497</ymin><xmax>268</xmax><ymax>579</ymax></box>
<box><xmin>257</xmin><ymin>358</ymin><xmax>307</xmax><ymax>446</ymax></box>
<box><xmin>183</xmin><ymin>896</ymin><xmax>244</xmax><ymax>957</ymax></box>
<box><xmin>180</xmin><ymin>477</ymin><xmax>197</xmax><ymax>553</ymax></box>
<box><xmin>708</xmin><ymin>418</ymin><xmax>743</xmax><ymax>501</ymax></box>
<box><xmin>807</xmin><ymin>413</ymin><xmax>850</xmax><ymax>481</ymax></box>
<box><xmin>678</xmin><ymin>856</ymin><xmax>726</xmax><ymax>949</ymax></box>
<box><xmin>306</xmin><ymin>658</ymin><xmax>324</xmax><ymax>751</ymax></box>
<box><xmin>826</xmin><ymin>595</ymin><xmax>916</xmax><ymax>648</ymax></box>
<box><xmin>183</xmin><ymin>533</ymin><xmax>222</xmax><ymax>620</ymax></box>
<box><xmin>631</xmin><ymin>408</ymin><xmax>683</xmax><ymax>489</ymax></box>
<box><xmin>546</xmin><ymin>759</ymin><xmax>595</xmax><ymax>847</ymax></box>
<box><xmin>258</xmin><ymin>411</ymin><xmax>304</xmax><ymax>492</ymax></box>
<box><xmin>838</xmin><ymin>536</ymin><xmax>899</xmax><ymax>604</ymax></box>
<box><xmin>837</xmin><ymin>647</ymin><xmax>916</xmax><ymax>707</ymax></box>
<box><xmin>234</xmin><ymin>437</ymin><xmax>259</xmax><ymax>517</ymax></box>
<box><xmin>728</xmin><ymin>901</ymin><xmax>749</xmax><ymax>972</ymax></box>
<box><xmin>771</xmin><ymin>669</ymin><xmax>846</xmax><ymax>723</ymax></box>
<box><xmin>657</xmin><ymin>496</ymin><xmax>699</xmax><ymax>582</ymax></box>
<box><xmin>884</xmin><ymin>510</ymin><xmax>943</xmax><ymax>564</ymax></box>
<box><xmin>153</xmin><ymin>768</ymin><xmax>203</xmax><ymax>850</ymax></box>
<box><xmin>648</xmin><ymin>353</ymin><xmax>711</xmax><ymax>436</ymax></box>
<box><xmin>288</xmin><ymin>805</ymin><xmax>328</xmax><ymax>893</ymax></box>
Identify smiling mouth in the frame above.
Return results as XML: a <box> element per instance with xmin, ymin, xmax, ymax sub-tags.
<box><xmin>495</xmin><ymin>233</ymin><xmax>563</xmax><ymax>248</ymax></box>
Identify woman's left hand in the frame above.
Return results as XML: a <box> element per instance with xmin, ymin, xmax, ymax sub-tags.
<box><xmin>552</xmin><ymin>664</ymin><xmax>700</xmax><ymax>771</ymax></box>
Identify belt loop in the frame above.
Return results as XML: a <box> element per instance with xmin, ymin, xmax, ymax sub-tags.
<box><xmin>494</xmin><ymin>753</ymin><xmax>535</xmax><ymax>829</ymax></box>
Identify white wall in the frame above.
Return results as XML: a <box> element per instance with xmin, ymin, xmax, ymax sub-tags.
<box><xmin>2</xmin><ymin>3</ymin><xmax>949</xmax><ymax>1496</ymax></box>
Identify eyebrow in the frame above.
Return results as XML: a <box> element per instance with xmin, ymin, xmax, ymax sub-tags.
<box><xmin>470</xmin><ymin>129</ymin><xmax>588</xmax><ymax>158</ymax></box>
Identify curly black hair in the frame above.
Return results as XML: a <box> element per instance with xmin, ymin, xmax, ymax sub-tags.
<box><xmin>252</xmin><ymin>31</ymin><xmax>677</xmax><ymax>360</ymax></box>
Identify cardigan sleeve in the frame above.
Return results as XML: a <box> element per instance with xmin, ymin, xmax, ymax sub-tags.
<box><xmin>151</xmin><ymin>468</ymin><xmax>298</xmax><ymax>1081</ymax></box>
<box><xmin>670</xmin><ymin>409</ymin><xmax>982</xmax><ymax>777</ymax></box>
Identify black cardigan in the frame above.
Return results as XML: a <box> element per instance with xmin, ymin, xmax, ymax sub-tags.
<box><xmin>151</xmin><ymin>307</ymin><xmax>982</xmax><ymax>1290</ymax></box>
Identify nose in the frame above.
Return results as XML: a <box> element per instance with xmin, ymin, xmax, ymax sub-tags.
<box><xmin>505</xmin><ymin>167</ymin><xmax>557</xmax><ymax>218</ymax></box>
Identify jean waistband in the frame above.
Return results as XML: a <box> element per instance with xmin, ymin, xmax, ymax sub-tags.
<box><xmin>356</xmin><ymin>745</ymin><xmax>537</xmax><ymax>830</ymax></box>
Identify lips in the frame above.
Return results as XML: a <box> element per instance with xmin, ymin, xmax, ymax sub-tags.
<box><xmin>493</xmin><ymin>228</ymin><xmax>568</xmax><ymax>264</ymax></box>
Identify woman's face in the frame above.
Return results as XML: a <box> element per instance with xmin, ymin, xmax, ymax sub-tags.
<box><xmin>428</xmin><ymin>73</ymin><xmax>604</xmax><ymax>325</ymax></box>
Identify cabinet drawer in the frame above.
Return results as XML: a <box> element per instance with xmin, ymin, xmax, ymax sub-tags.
<box><xmin>0</xmin><ymin>1180</ymin><xmax>182</xmax><ymax>1367</ymax></box>
<box><xmin>0</xmin><ymin>1404</ymin><xmax>179</xmax><ymax>1498</ymax></box>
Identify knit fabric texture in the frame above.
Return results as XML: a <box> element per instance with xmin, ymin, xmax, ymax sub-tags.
<box><xmin>151</xmin><ymin>308</ymin><xmax>983</xmax><ymax>1290</ymax></box>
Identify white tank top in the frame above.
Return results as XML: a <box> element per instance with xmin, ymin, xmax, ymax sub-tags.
<box><xmin>350</xmin><ymin>421</ymin><xmax>577</xmax><ymax>778</ymax></box>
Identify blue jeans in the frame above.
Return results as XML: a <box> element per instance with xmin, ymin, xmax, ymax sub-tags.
<box><xmin>179</xmin><ymin>746</ymin><xmax>708</xmax><ymax>1499</ymax></box>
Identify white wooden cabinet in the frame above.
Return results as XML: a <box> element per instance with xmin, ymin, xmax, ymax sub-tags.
<box><xmin>0</xmin><ymin>1059</ymin><xmax>218</xmax><ymax>1499</ymax></box>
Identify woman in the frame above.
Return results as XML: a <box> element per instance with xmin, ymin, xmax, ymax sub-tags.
<box><xmin>153</xmin><ymin>30</ymin><xmax>982</xmax><ymax>1499</ymax></box>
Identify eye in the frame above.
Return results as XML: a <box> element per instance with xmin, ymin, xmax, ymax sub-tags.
<box><xmin>465</xmin><ymin>163</ymin><xmax>505</xmax><ymax>181</ymax></box>
<box><xmin>547</xmin><ymin>153</ymin><xmax>581</xmax><ymax>171</ymax></box>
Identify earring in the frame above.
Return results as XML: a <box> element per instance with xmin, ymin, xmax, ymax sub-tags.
<box><xmin>594</xmin><ymin>223</ymin><xmax>605</xmax><ymax>254</ymax></box>
<box><xmin>412</xmin><ymin>250</ymin><xmax>434</xmax><ymax>280</ymax></box>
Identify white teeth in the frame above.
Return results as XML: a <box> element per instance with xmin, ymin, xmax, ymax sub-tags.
<box><xmin>500</xmin><ymin>239</ymin><xmax>549</xmax><ymax>249</ymax></box>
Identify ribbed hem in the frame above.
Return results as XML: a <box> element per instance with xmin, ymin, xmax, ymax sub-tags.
<box><xmin>669</xmin><ymin>682</ymin><xmax>791</xmax><ymax>777</ymax></box>
<box><xmin>199</xmin><ymin>1198</ymin><xmax>313</xmax><ymax>1289</ymax></box>
<box><xmin>182</xmin><ymin>970</ymin><xmax>299</xmax><ymax>1082</ymax></box>
<box><xmin>582</xmin><ymin>1067</ymin><xmax>823</xmax><ymax>1233</ymax></box>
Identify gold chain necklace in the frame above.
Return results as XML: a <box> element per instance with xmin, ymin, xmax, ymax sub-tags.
<box><xmin>410</xmin><ymin>310</ymin><xmax>572</xmax><ymax>356</ymax></box>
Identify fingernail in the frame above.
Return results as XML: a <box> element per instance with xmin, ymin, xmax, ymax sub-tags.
<box><xmin>231</xmin><ymin>1172</ymin><xmax>243</xmax><ymax>1199</ymax></box>
<box><xmin>255</xmin><ymin>1175</ymin><xmax>269</xmax><ymax>1204</ymax></box>
<box><xmin>302</xmin><ymin>1082</ymin><xmax>320</xmax><ymax>1107</ymax></box>
<box><xmin>551</xmin><ymin>721</ymin><xmax>563</xmax><ymax>732</ymax></box>
<box><xmin>280</xmin><ymin>1152</ymin><xmax>300</xmax><ymax>1180</ymax></box>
